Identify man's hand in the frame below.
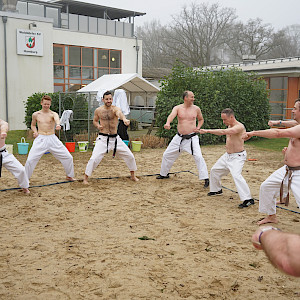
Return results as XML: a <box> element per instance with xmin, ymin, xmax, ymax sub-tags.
<box><xmin>55</xmin><ymin>124</ymin><xmax>61</xmax><ymax>131</ymax></box>
<box><xmin>199</xmin><ymin>129</ymin><xmax>207</xmax><ymax>134</ymax></box>
<box><xmin>124</xmin><ymin>119</ymin><xmax>130</xmax><ymax>126</ymax></box>
<box><xmin>164</xmin><ymin>123</ymin><xmax>171</xmax><ymax>130</ymax></box>
<box><xmin>33</xmin><ymin>132</ymin><xmax>39</xmax><ymax>138</ymax></box>
<box><xmin>97</xmin><ymin>124</ymin><xmax>104</xmax><ymax>131</ymax></box>
<box><xmin>282</xmin><ymin>147</ymin><xmax>288</xmax><ymax>155</ymax></box>
<box><xmin>251</xmin><ymin>227</ymin><xmax>264</xmax><ymax>250</ymax></box>
<box><xmin>242</xmin><ymin>132</ymin><xmax>252</xmax><ymax>141</ymax></box>
<box><xmin>0</xmin><ymin>132</ymin><xmax>7</xmax><ymax>139</ymax></box>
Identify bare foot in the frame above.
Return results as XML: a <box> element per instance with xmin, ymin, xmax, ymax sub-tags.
<box><xmin>257</xmin><ymin>215</ymin><xmax>278</xmax><ymax>225</ymax></box>
<box><xmin>22</xmin><ymin>188</ymin><xmax>30</xmax><ymax>194</ymax></box>
<box><xmin>83</xmin><ymin>174</ymin><xmax>89</xmax><ymax>185</ymax></box>
<box><xmin>131</xmin><ymin>176</ymin><xmax>139</xmax><ymax>182</ymax></box>
<box><xmin>66</xmin><ymin>176</ymin><xmax>76</xmax><ymax>182</ymax></box>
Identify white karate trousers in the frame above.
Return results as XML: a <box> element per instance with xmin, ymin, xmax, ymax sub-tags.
<box><xmin>1</xmin><ymin>147</ymin><xmax>29</xmax><ymax>189</ymax></box>
<box><xmin>85</xmin><ymin>135</ymin><xmax>137</xmax><ymax>177</ymax></box>
<box><xmin>210</xmin><ymin>151</ymin><xmax>252</xmax><ymax>201</ymax></box>
<box><xmin>259</xmin><ymin>165</ymin><xmax>300</xmax><ymax>215</ymax></box>
<box><xmin>159</xmin><ymin>134</ymin><xmax>208</xmax><ymax>180</ymax></box>
<box><xmin>25</xmin><ymin>134</ymin><xmax>74</xmax><ymax>179</ymax></box>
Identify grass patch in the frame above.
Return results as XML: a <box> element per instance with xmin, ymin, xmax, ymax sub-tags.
<box><xmin>246</xmin><ymin>137</ymin><xmax>289</xmax><ymax>152</ymax></box>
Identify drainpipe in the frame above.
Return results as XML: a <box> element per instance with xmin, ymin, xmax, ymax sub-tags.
<box><xmin>133</xmin><ymin>35</ymin><xmax>140</xmax><ymax>74</ymax></box>
<box><xmin>2</xmin><ymin>16</ymin><xmax>8</xmax><ymax>122</ymax></box>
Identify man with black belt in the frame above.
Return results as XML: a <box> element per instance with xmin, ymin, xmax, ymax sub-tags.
<box><xmin>0</xmin><ymin>119</ymin><xmax>29</xmax><ymax>194</ymax></box>
<box><xmin>156</xmin><ymin>90</ymin><xmax>209</xmax><ymax>187</ymax></box>
<box><xmin>243</xmin><ymin>98</ymin><xmax>300</xmax><ymax>224</ymax></box>
<box><xmin>83</xmin><ymin>91</ymin><xmax>138</xmax><ymax>184</ymax></box>
<box><xmin>200</xmin><ymin>108</ymin><xmax>253</xmax><ymax>208</ymax></box>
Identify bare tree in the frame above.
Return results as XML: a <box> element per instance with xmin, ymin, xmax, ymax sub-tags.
<box><xmin>268</xmin><ymin>24</ymin><xmax>300</xmax><ymax>58</ymax></box>
<box><xmin>226</xmin><ymin>18</ymin><xmax>283</xmax><ymax>60</ymax></box>
<box><xmin>161</xmin><ymin>2</ymin><xmax>236</xmax><ymax>67</ymax></box>
<box><xmin>136</xmin><ymin>20</ymin><xmax>167</xmax><ymax>68</ymax></box>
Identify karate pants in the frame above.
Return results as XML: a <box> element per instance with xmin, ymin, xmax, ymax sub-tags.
<box><xmin>1</xmin><ymin>148</ymin><xmax>29</xmax><ymax>189</ymax></box>
<box><xmin>259</xmin><ymin>165</ymin><xmax>300</xmax><ymax>215</ymax></box>
<box><xmin>210</xmin><ymin>151</ymin><xmax>252</xmax><ymax>201</ymax></box>
<box><xmin>159</xmin><ymin>134</ymin><xmax>208</xmax><ymax>180</ymax></box>
<box><xmin>85</xmin><ymin>135</ymin><xmax>137</xmax><ymax>177</ymax></box>
<box><xmin>25</xmin><ymin>134</ymin><xmax>74</xmax><ymax>179</ymax></box>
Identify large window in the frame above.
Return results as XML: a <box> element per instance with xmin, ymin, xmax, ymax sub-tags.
<box><xmin>268</xmin><ymin>77</ymin><xmax>288</xmax><ymax>120</ymax></box>
<box><xmin>53</xmin><ymin>44</ymin><xmax>121</xmax><ymax>91</ymax></box>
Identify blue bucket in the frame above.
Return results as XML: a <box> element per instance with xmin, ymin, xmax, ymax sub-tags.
<box><xmin>123</xmin><ymin>140</ymin><xmax>129</xmax><ymax>147</ymax></box>
<box><xmin>17</xmin><ymin>137</ymin><xmax>29</xmax><ymax>155</ymax></box>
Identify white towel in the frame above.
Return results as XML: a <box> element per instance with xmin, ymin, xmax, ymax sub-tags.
<box><xmin>113</xmin><ymin>89</ymin><xmax>130</xmax><ymax>116</ymax></box>
<box><xmin>60</xmin><ymin>110</ymin><xmax>73</xmax><ymax>131</ymax></box>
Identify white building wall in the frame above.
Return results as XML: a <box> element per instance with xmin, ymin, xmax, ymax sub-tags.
<box><xmin>0</xmin><ymin>12</ymin><xmax>142</xmax><ymax>130</ymax></box>
<box><xmin>0</xmin><ymin>12</ymin><xmax>54</xmax><ymax>129</ymax></box>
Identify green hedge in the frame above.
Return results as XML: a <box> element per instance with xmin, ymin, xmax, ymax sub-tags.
<box><xmin>155</xmin><ymin>64</ymin><xmax>270</xmax><ymax>144</ymax></box>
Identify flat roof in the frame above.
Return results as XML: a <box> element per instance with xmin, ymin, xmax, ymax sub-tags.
<box><xmin>51</xmin><ymin>0</ymin><xmax>146</xmax><ymax>20</ymax></box>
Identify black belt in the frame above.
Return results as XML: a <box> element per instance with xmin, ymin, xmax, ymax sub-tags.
<box><xmin>177</xmin><ymin>132</ymin><xmax>197</xmax><ymax>155</ymax></box>
<box><xmin>99</xmin><ymin>133</ymin><xmax>118</xmax><ymax>157</ymax></box>
<box><xmin>0</xmin><ymin>148</ymin><xmax>7</xmax><ymax>178</ymax></box>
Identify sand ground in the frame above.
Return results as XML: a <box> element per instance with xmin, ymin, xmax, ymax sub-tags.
<box><xmin>1</xmin><ymin>145</ymin><xmax>300</xmax><ymax>299</ymax></box>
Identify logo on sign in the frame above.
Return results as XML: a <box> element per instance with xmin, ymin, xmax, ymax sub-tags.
<box><xmin>26</xmin><ymin>36</ymin><xmax>35</xmax><ymax>48</ymax></box>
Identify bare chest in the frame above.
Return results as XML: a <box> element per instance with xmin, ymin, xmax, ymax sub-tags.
<box><xmin>177</xmin><ymin>108</ymin><xmax>197</xmax><ymax>121</ymax></box>
<box><xmin>99</xmin><ymin>109</ymin><xmax>116</xmax><ymax>121</ymax></box>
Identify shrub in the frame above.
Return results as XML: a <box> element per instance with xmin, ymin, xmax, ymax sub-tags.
<box><xmin>129</xmin><ymin>119</ymin><xmax>139</xmax><ymax>131</ymax></box>
<box><xmin>156</xmin><ymin>63</ymin><xmax>270</xmax><ymax>144</ymax></box>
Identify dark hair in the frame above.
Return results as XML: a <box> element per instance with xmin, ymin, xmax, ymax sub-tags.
<box><xmin>41</xmin><ymin>95</ymin><xmax>52</xmax><ymax>101</ymax></box>
<box><xmin>182</xmin><ymin>90</ymin><xmax>190</xmax><ymax>100</ymax></box>
<box><xmin>103</xmin><ymin>91</ymin><xmax>112</xmax><ymax>98</ymax></box>
<box><xmin>221</xmin><ymin>108</ymin><xmax>234</xmax><ymax>116</ymax></box>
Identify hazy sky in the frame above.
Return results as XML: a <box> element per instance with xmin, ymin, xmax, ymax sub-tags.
<box><xmin>93</xmin><ymin>0</ymin><xmax>300</xmax><ymax>30</ymax></box>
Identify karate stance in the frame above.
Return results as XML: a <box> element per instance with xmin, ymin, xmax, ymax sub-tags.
<box><xmin>200</xmin><ymin>108</ymin><xmax>253</xmax><ymax>208</ymax></box>
<box><xmin>243</xmin><ymin>98</ymin><xmax>300</xmax><ymax>224</ymax></box>
<box><xmin>0</xmin><ymin>119</ymin><xmax>29</xmax><ymax>193</ymax></box>
<box><xmin>83</xmin><ymin>91</ymin><xmax>138</xmax><ymax>184</ymax></box>
<box><xmin>25</xmin><ymin>95</ymin><xmax>75</xmax><ymax>181</ymax></box>
<box><xmin>156</xmin><ymin>90</ymin><xmax>209</xmax><ymax>187</ymax></box>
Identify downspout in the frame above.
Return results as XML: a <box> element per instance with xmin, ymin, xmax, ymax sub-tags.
<box><xmin>2</xmin><ymin>16</ymin><xmax>8</xmax><ymax>122</ymax></box>
<box><xmin>134</xmin><ymin>34</ymin><xmax>140</xmax><ymax>74</ymax></box>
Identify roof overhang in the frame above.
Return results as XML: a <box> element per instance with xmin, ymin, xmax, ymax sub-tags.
<box><xmin>51</xmin><ymin>0</ymin><xmax>145</xmax><ymax>20</ymax></box>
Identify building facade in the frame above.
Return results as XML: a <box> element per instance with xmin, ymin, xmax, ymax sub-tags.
<box><xmin>0</xmin><ymin>0</ymin><xmax>145</xmax><ymax>129</ymax></box>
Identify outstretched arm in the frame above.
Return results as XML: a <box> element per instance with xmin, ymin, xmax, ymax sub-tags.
<box><xmin>200</xmin><ymin>123</ymin><xmax>244</xmax><ymax>136</ymax></box>
<box><xmin>243</xmin><ymin>125</ymin><xmax>300</xmax><ymax>141</ymax></box>
<box><xmin>252</xmin><ymin>227</ymin><xmax>300</xmax><ymax>277</ymax></box>
<box><xmin>268</xmin><ymin>120</ymin><xmax>298</xmax><ymax>128</ymax></box>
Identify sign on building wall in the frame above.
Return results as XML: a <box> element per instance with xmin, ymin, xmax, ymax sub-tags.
<box><xmin>17</xmin><ymin>29</ymin><xmax>43</xmax><ymax>56</ymax></box>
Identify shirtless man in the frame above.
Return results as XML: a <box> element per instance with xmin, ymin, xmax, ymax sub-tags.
<box><xmin>83</xmin><ymin>91</ymin><xmax>138</xmax><ymax>184</ymax></box>
<box><xmin>200</xmin><ymin>108</ymin><xmax>253</xmax><ymax>208</ymax></box>
<box><xmin>243</xmin><ymin>98</ymin><xmax>300</xmax><ymax>224</ymax></box>
<box><xmin>25</xmin><ymin>95</ymin><xmax>75</xmax><ymax>181</ymax></box>
<box><xmin>156</xmin><ymin>90</ymin><xmax>209</xmax><ymax>187</ymax></box>
<box><xmin>0</xmin><ymin>119</ymin><xmax>29</xmax><ymax>193</ymax></box>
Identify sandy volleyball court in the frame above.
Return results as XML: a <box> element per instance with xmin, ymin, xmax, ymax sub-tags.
<box><xmin>1</xmin><ymin>145</ymin><xmax>300</xmax><ymax>299</ymax></box>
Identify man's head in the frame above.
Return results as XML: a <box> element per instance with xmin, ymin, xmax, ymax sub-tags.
<box><xmin>41</xmin><ymin>95</ymin><xmax>52</xmax><ymax>110</ymax></box>
<box><xmin>221</xmin><ymin>108</ymin><xmax>235</xmax><ymax>126</ymax></box>
<box><xmin>102</xmin><ymin>91</ymin><xmax>113</xmax><ymax>107</ymax></box>
<box><xmin>292</xmin><ymin>98</ymin><xmax>300</xmax><ymax>121</ymax></box>
<box><xmin>182</xmin><ymin>90</ymin><xmax>195</xmax><ymax>104</ymax></box>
